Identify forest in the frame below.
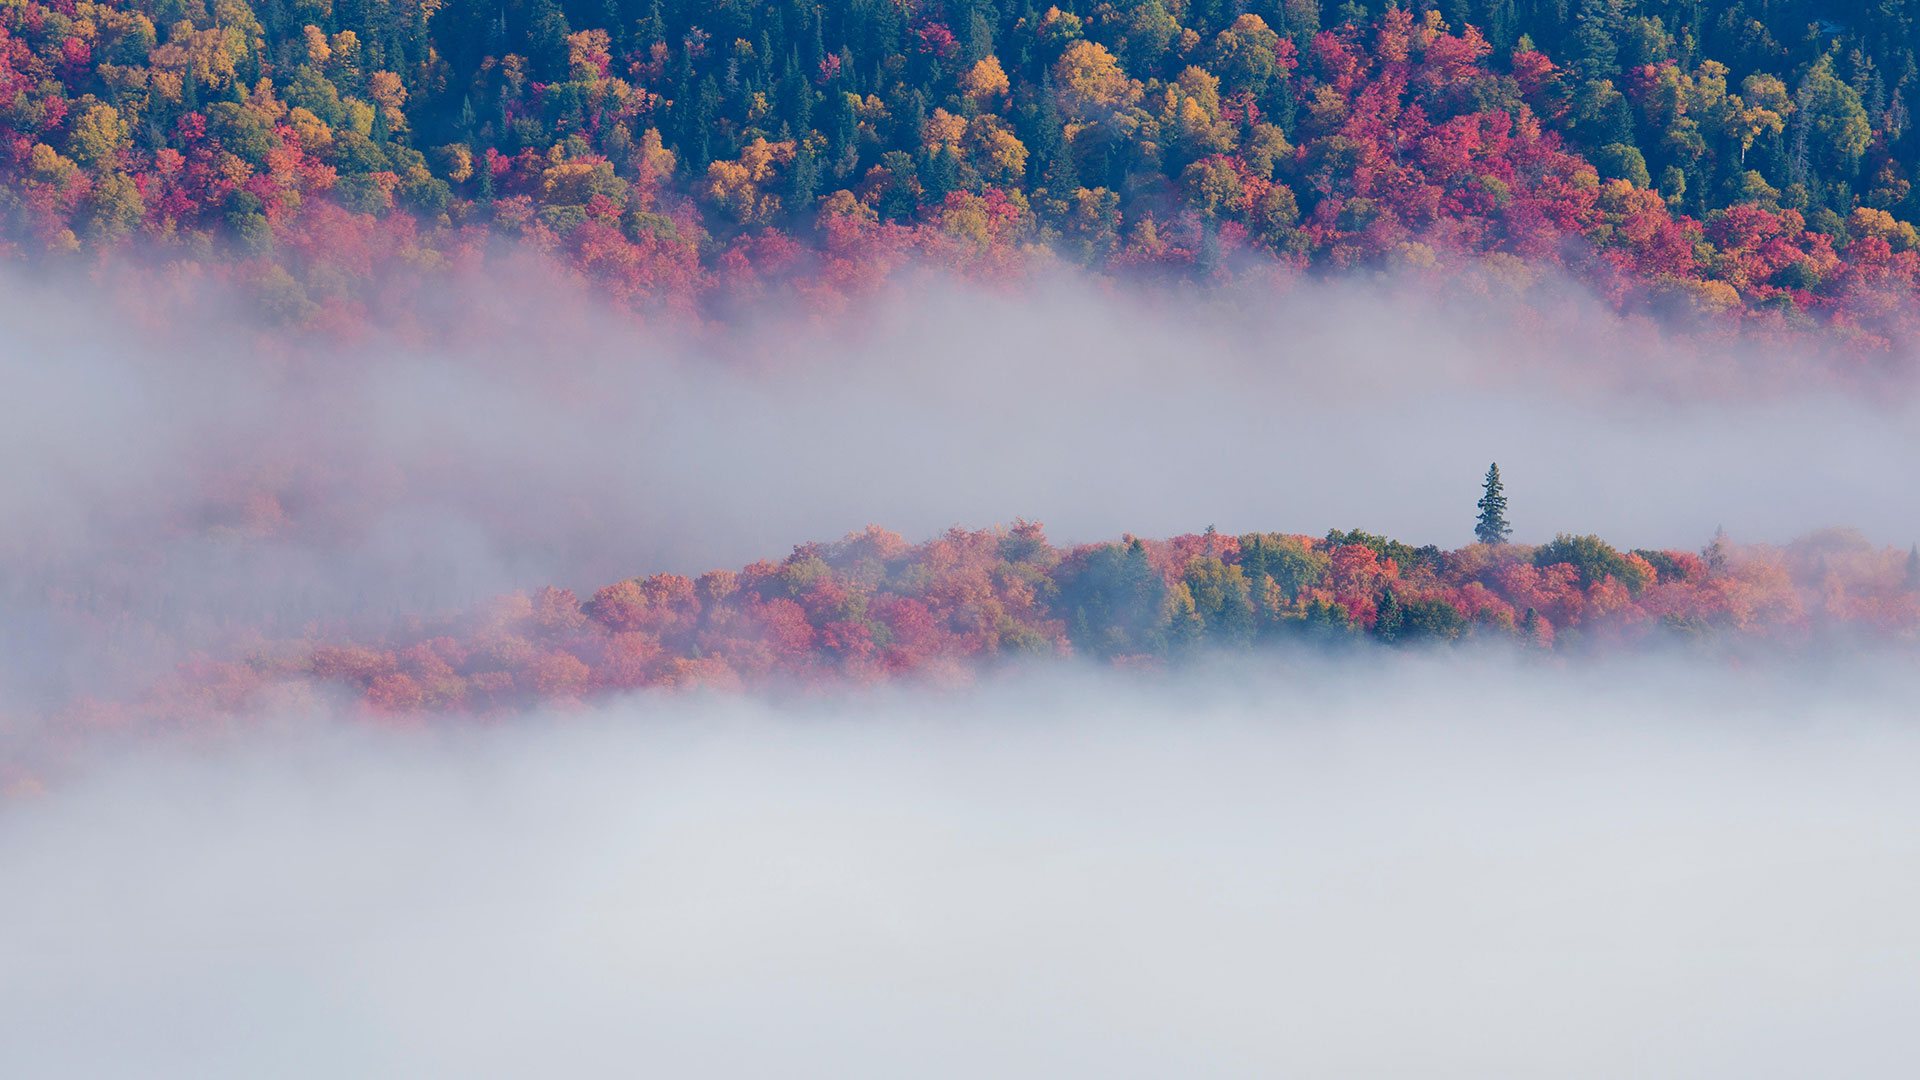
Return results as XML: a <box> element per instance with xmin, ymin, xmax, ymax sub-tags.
<box><xmin>1</xmin><ymin>0</ymin><xmax>1917</xmax><ymax>344</ymax></box>
<box><xmin>104</xmin><ymin>510</ymin><xmax>1919</xmax><ymax>719</ymax></box>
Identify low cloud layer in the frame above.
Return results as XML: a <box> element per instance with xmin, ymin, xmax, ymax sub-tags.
<box><xmin>5</xmin><ymin>654</ymin><xmax>1918</xmax><ymax>1078</ymax></box>
<box><xmin>3</xmin><ymin>263</ymin><xmax>1918</xmax><ymax>707</ymax></box>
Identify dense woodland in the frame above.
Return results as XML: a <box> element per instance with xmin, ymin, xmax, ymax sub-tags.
<box><xmin>2</xmin><ymin>0</ymin><xmax>1918</xmax><ymax>340</ymax></box>
<box><xmin>100</xmin><ymin>517</ymin><xmax>1916</xmax><ymax>717</ymax></box>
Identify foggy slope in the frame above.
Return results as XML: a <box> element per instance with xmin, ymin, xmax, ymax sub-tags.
<box><xmin>4</xmin><ymin>266</ymin><xmax>1919</xmax><ymax>707</ymax></box>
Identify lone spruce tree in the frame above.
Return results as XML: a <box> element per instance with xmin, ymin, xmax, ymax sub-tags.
<box><xmin>1475</xmin><ymin>463</ymin><xmax>1512</xmax><ymax>545</ymax></box>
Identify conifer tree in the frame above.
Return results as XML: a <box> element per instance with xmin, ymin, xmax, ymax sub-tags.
<box><xmin>1375</xmin><ymin>587</ymin><xmax>1403</xmax><ymax>642</ymax></box>
<box><xmin>1704</xmin><ymin>526</ymin><xmax>1729</xmax><ymax>574</ymax></box>
<box><xmin>1906</xmin><ymin>544</ymin><xmax>1919</xmax><ymax>590</ymax></box>
<box><xmin>1475</xmin><ymin>463</ymin><xmax>1511</xmax><ymax>545</ymax></box>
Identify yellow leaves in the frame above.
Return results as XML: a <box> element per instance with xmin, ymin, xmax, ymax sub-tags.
<box><xmin>1181</xmin><ymin>157</ymin><xmax>1243</xmax><ymax>218</ymax></box>
<box><xmin>368</xmin><ymin>70</ymin><xmax>408</xmax><ymax>132</ymax></box>
<box><xmin>1305</xmin><ymin>85</ymin><xmax>1348</xmax><ymax>133</ymax></box>
<box><xmin>29</xmin><ymin>144</ymin><xmax>80</xmax><ymax>187</ymax></box>
<box><xmin>330</xmin><ymin>30</ymin><xmax>361</xmax><ymax>66</ymax></box>
<box><xmin>210</xmin><ymin>0</ymin><xmax>266</xmax><ymax>40</ymax></box>
<box><xmin>435</xmin><ymin>143</ymin><xmax>474</xmax><ymax>184</ymax></box>
<box><xmin>541</xmin><ymin>159</ymin><xmax>626</xmax><ymax>206</ymax></box>
<box><xmin>1849</xmin><ymin>207</ymin><xmax>1920</xmax><ymax>252</ymax></box>
<box><xmin>368</xmin><ymin>71</ymin><xmax>407</xmax><ymax>112</ymax></box>
<box><xmin>1739</xmin><ymin>73</ymin><xmax>1792</xmax><ymax>116</ymax></box>
<box><xmin>1242</xmin><ymin>122</ymin><xmax>1291</xmax><ymax>179</ymax></box>
<box><xmin>737</xmin><ymin>137</ymin><xmax>794</xmax><ymax>182</ymax></box>
<box><xmin>1654</xmin><ymin>275</ymin><xmax>1741</xmax><ymax>315</ymax></box>
<box><xmin>852</xmin><ymin>93</ymin><xmax>891</xmax><ymax>141</ymax></box>
<box><xmin>1156</xmin><ymin>70</ymin><xmax>1235</xmax><ymax>157</ymax></box>
<box><xmin>67</xmin><ymin>104</ymin><xmax>130</xmax><ymax>171</ymax></box>
<box><xmin>86</xmin><ymin>170</ymin><xmax>147</xmax><ymax>241</ymax></box>
<box><xmin>243</xmin><ymin>78</ymin><xmax>289</xmax><ymax>124</ymax></box>
<box><xmin>700</xmin><ymin>138</ymin><xmax>795</xmax><ymax>223</ymax></box>
<box><xmin>1388</xmin><ymin>241</ymin><xmax>1439</xmax><ymax>270</ymax></box>
<box><xmin>1476</xmin><ymin>251</ymin><xmax>1537</xmax><ymax>293</ymax></box>
<box><xmin>924</xmin><ymin>107</ymin><xmax>967</xmax><ymax>151</ymax></box>
<box><xmin>150</xmin><ymin>69</ymin><xmax>183</xmax><ymax>105</ymax></box>
<box><xmin>152</xmin><ymin>22</ymin><xmax>239</xmax><ymax>90</ymax></box>
<box><xmin>288</xmin><ymin>107</ymin><xmax>333</xmax><ymax>155</ymax></box>
<box><xmin>342</xmin><ymin>98</ymin><xmax>375</xmax><ymax>137</ymax></box>
<box><xmin>817</xmin><ymin>189</ymin><xmax>878</xmax><ymax>224</ymax></box>
<box><xmin>636</xmin><ymin>127</ymin><xmax>676</xmax><ymax>184</ymax></box>
<box><xmin>1037</xmin><ymin>6</ymin><xmax>1084</xmax><ymax>46</ymax></box>
<box><xmin>567</xmin><ymin>28</ymin><xmax>612</xmax><ymax>81</ymax></box>
<box><xmin>703</xmin><ymin>160</ymin><xmax>751</xmax><ymax>201</ymax></box>
<box><xmin>940</xmin><ymin>191</ymin><xmax>994</xmax><ymax>247</ymax></box>
<box><xmin>1054</xmin><ymin>41</ymin><xmax>1141</xmax><ymax>117</ymax></box>
<box><xmin>1722</xmin><ymin>94</ymin><xmax>1785</xmax><ymax>157</ymax></box>
<box><xmin>1252</xmin><ymin>184</ymin><xmax>1302</xmax><ymax>248</ymax></box>
<box><xmin>959</xmin><ymin>56</ymin><xmax>1010</xmax><ymax>108</ymax></box>
<box><xmin>965</xmin><ymin>116</ymin><xmax>1028</xmax><ymax>185</ymax></box>
<box><xmin>216</xmin><ymin>150</ymin><xmax>254</xmax><ymax>187</ymax></box>
<box><xmin>1174</xmin><ymin>67</ymin><xmax>1221</xmax><ymax>119</ymax></box>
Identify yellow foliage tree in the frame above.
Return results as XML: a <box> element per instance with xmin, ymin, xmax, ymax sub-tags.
<box><xmin>965</xmin><ymin>116</ymin><xmax>1028</xmax><ymax>185</ymax></box>
<box><xmin>960</xmin><ymin>56</ymin><xmax>1010</xmax><ymax>109</ymax></box>
<box><xmin>1054</xmin><ymin>41</ymin><xmax>1141</xmax><ymax>118</ymax></box>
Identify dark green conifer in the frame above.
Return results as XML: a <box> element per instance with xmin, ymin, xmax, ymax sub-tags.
<box><xmin>1475</xmin><ymin>463</ymin><xmax>1511</xmax><ymax>545</ymax></box>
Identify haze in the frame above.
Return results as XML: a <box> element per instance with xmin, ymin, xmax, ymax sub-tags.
<box><xmin>4</xmin><ymin>653</ymin><xmax>1918</xmax><ymax>1078</ymax></box>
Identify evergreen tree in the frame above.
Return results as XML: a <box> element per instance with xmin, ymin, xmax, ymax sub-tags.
<box><xmin>921</xmin><ymin>143</ymin><xmax>959</xmax><ymax>205</ymax></box>
<box><xmin>788</xmin><ymin>136</ymin><xmax>822</xmax><ymax>212</ymax></box>
<box><xmin>1906</xmin><ymin>544</ymin><xmax>1919</xmax><ymax>590</ymax></box>
<box><xmin>1475</xmin><ymin>462</ymin><xmax>1512</xmax><ymax>545</ymax></box>
<box><xmin>1240</xmin><ymin>535</ymin><xmax>1273</xmax><ymax>626</ymax></box>
<box><xmin>1704</xmin><ymin>526</ymin><xmax>1728</xmax><ymax>574</ymax></box>
<box><xmin>1375</xmin><ymin>587</ymin><xmax>1403</xmax><ymax>642</ymax></box>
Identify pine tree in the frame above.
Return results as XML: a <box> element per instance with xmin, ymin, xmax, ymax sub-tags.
<box><xmin>1906</xmin><ymin>544</ymin><xmax>1919</xmax><ymax>590</ymax></box>
<box><xmin>1475</xmin><ymin>462</ymin><xmax>1512</xmax><ymax>545</ymax></box>
<box><xmin>788</xmin><ymin>136</ymin><xmax>821</xmax><ymax>212</ymax></box>
<box><xmin>1375</xmin><ymin>587</ymin><xmax>1403</xmax><ymax>642</ymax></box>
<box><xmin>1704</xmin><ymin>526</ymin><xmax>1728</xmax><ymax>574</ymax></box>
<box><xmin>922</xmin><ymin>143</ymin><xmax>959</xmax><ymax>205</ymax></box>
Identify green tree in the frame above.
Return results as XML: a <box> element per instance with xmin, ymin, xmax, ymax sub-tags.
<box><xmin>1373</xmin><ymin>587</ymin><xmax>1403</xmax><ymax>642</ymax></box>
<box><xmin>1182</xmin><ymin>556</ymin><xmax>1254</xmax><ymax>644</ymax></box>
<box><xmin>1595</xmin><ymin>142</ymin><xmax>1651</xmax><ymax>187</ymax></box>
<box><xmin>1054</xmin><ymin>538</ymin><xmax>1168</xmax><ymax>658</ymax></box>
<box><xmin>1796</xmin><ymin>56</ymin><xmax>1872</xmax><ymax>179</ymax></box>
<box><xmin>1533</xmin><ymin>533</ymin><xmax>1650</xmax><ymax>591</ymax></box>
<box><xmin>1475</xmin><ymin>463</ymin><xmax>1512</xmax><ymax>545</ymax></box>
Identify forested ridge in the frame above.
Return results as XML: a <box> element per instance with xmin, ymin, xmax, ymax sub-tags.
<box><xmin>3</xmin><ymin>0</ymin><xmax>1918</xmax><ymax>337</ymax></box>
<box><xmin>89</xmin><ymin>519</ymin><xmax>1917</xmax><ymax>719</ymax></box>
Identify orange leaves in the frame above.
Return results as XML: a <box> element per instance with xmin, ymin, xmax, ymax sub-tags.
<box><xmin>150</xmin><ymin>521</ymin><xmax>1920</xmax><ymax>719</ymax></box>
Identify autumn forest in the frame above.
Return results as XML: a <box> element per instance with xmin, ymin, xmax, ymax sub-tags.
<box><xmin>1</xmin><ymin>0</ymin><xmax>1917</xmax><ymax>339</ymax></box>
<box><xmin>4</xmin><ymin>0</ymin><xmax>1920</xmax><ymax>728</ymax></box>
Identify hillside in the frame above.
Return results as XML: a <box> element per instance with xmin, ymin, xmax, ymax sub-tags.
<box><xmin>91</xmin><ymin>521</ymin><xmax>1917</xmax><ymax>719</ymax></box>
<box><xmin>2</xmin><ymin>0</ymin><xmax>1916</xmax><ymax>338</ymax></box>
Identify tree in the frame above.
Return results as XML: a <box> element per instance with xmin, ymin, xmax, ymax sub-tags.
<box><xmin>1704</xmin><ymin>526</ymin><xmax>1728</xmax><ymax>574</ymax></box>
<box><xmin>1533</xmin><ymin>533</ymin><xmax>1651</xmax><ymax>592</ymax></box>
<box><xmin>1475</xmin><ymin>463</ymin><xmax>1512</xmax><ymax>545</ymax></box>
<box><xmin>1906</xmin><ymin>544</ymin><xmax>1919</xmax><ymax>590</ymax></box>
<box><xmin>1374</xmin><ymin>586</ymin><xmax>1403</xmax><ymax>641</ymax></box>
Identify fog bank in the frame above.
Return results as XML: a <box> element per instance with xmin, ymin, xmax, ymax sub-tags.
<box><xmin>6</xmin><ymin>655</ymin><xmax>1918</xmax><ymax>1078</ymax></box>
<box><xmin>5</xmin><ymin>264</ymin><xmax>1919</xmax><ymax>709</ymax></box>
